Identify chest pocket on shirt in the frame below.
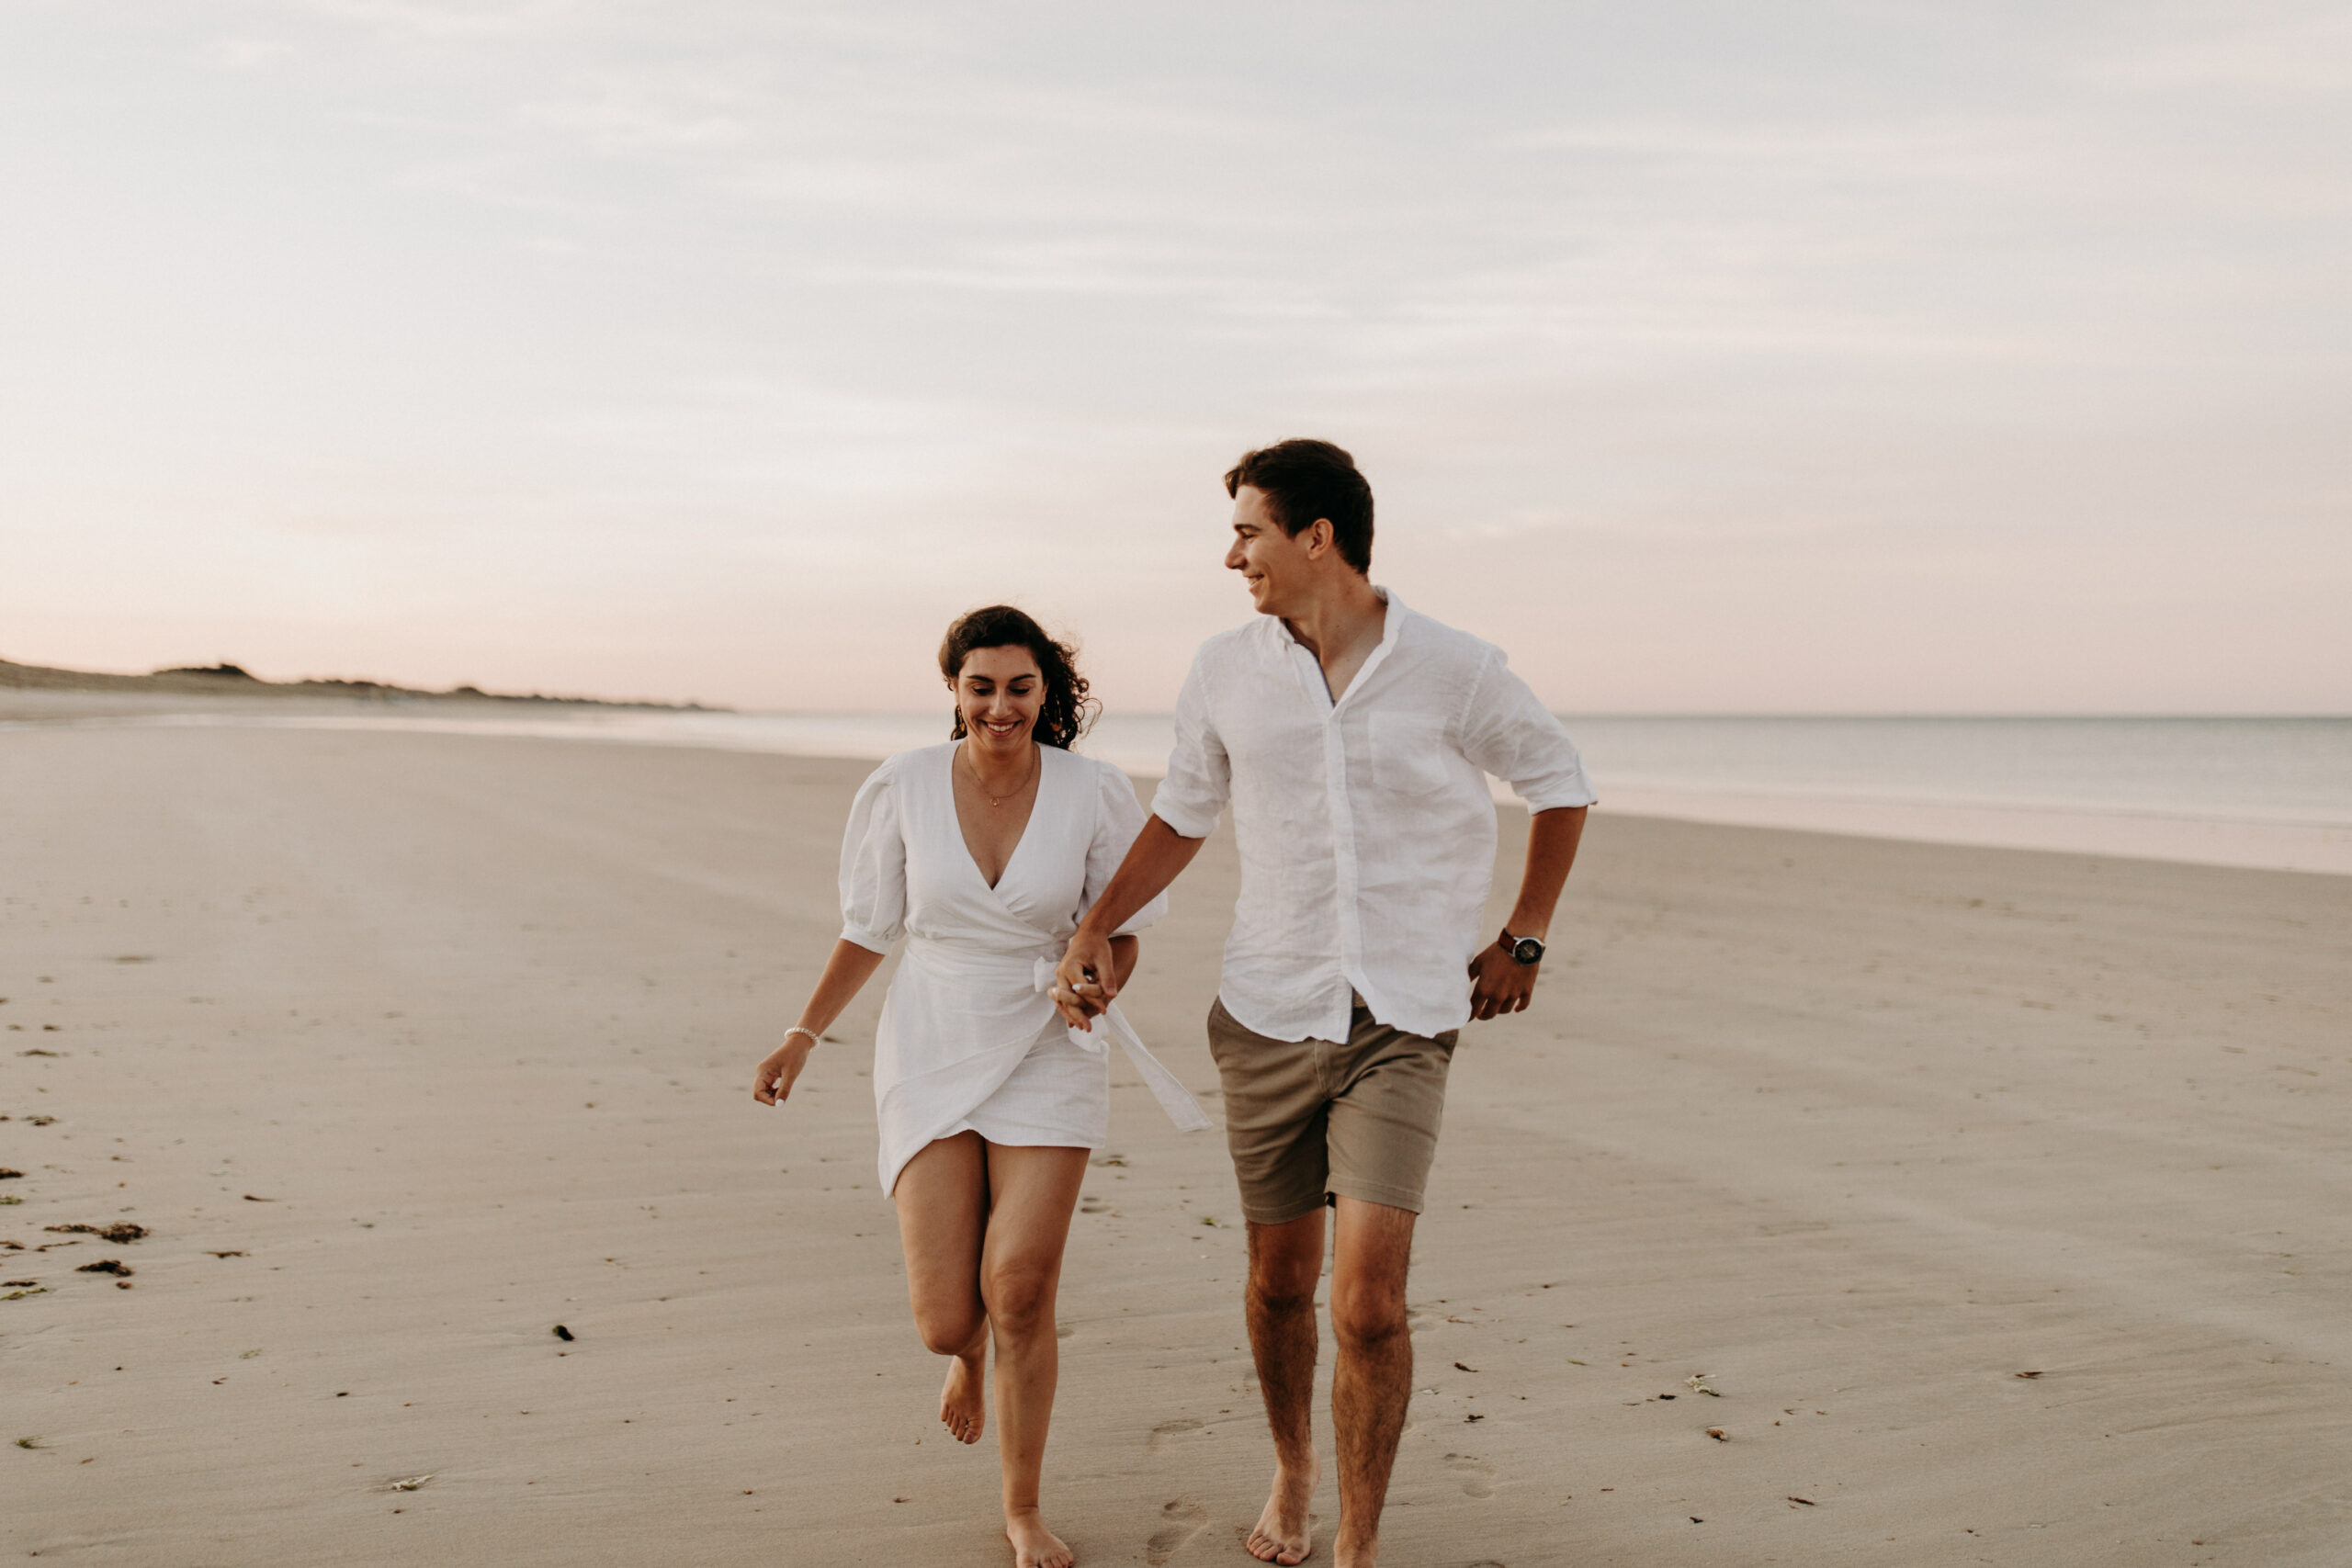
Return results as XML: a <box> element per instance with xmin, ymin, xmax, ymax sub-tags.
<box><xmin>1368</xmin><ymin>711</ymin><xmax>1453</xmax><ymax>797</ymax></box>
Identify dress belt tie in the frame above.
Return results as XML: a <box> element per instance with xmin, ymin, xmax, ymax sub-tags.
<box><xmin>1029</xmin><ymin>958</ymin><xmax>1215</xmax><ymax>1134</ymax></box>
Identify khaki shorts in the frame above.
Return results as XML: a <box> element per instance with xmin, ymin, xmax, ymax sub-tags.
<box><xmin>1205</xmin><ymin>994</ymin><xmax>1458</xmax><ymax>1226</ymax></box>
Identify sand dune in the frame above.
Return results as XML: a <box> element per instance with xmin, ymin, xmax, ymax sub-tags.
<box><xmin>3</xmin><ymin>722</ymin><xmax>2346</xmax><ymax>1565</ymax></box>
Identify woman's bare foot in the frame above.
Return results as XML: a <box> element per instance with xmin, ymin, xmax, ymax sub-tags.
<box><xmin>940</xmin><ymin>1349</ymin><xmax>986</xmax><ymax>1444</ymax></box>
<box><xmin>1005</xmin><ymin>1507</ymin><xmax>1074</xmax><ymax>1568</ymax></box>
<box><xmin>1247</xmin><ymin>1455</ymin><xmax>1318</xmax><ymax>1564</ymax></box>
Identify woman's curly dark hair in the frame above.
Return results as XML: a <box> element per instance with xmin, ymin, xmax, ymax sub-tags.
<box><xmin>938</xmin><ymin>604</ymin><xmax>1097</xmax><ymax>750</ymax></box>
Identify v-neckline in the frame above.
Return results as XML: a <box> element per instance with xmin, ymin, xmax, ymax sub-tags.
<box><xmin>950</xmin><ymin>741</ymin><xmax>1046</xmax><ymax>893</ymax></box>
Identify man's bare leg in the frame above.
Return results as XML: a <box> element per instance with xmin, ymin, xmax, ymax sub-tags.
<box><xmin>1245</xmin><ymin>1209</ymin><xmax>1327</xmax><ymax>1564</ymax></box>
<box><xmin>1328</xmin><ymin>1198</ymin><xmax>1417</xmax><ymax>1568</ymax></box>
<box><xmin>981</xmin><ymin>1142</ymin><xmax>1091</xmax><ymax>1568</ymax></box>
<box><xmin>892</xmin><ymin>1132</ymin><xmax>990</xmax><ymax>1443</ymax></box>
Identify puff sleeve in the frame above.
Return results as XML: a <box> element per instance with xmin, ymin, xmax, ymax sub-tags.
<box><xmin>1084</xmin><ymin>759</ymin><xmax>1169</xmax><ymax>937</ymax></box>
<box><xmin>838</xmin><ymin>756</ymin><xmax>909</xmax><ymax>953</ymax></box>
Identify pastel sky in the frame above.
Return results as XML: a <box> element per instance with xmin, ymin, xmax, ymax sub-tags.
<box><xmin>4</xmin><ymin>2</ymin><xmax>2346</xmax><ymax>713</ymax></box>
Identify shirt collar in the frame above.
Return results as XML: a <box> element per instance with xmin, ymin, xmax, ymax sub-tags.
<box><xmin>1266</xmin><ymin>584</ymin><xmax>1404</xmax><ymax>642</ymax></box>
<box><xmin>1264</xmin><ymin>585</ymin><xmax>1408</xmax><ymax>706</ymax></box>
<box><xmin>1345</xmin><ymin>586</ymin><xmax>1407</xmax><ymax>705</ymax></box>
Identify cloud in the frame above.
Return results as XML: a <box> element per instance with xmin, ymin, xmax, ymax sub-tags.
<box><xmin>2086</xmin><ymin>5</ymin><xmax>2352</xmax><ymax>94</ymax></box>
<box><xmin>1</xmin><ymin>1</ymin><xmax>2345</xmax><ymax>711</ymax></box>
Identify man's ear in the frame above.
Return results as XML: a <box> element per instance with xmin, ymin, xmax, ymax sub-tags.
<box><xmin>1305</xmin><ymin>518</ymin><xmax>1336</xmax><ymax>560</ymax></box>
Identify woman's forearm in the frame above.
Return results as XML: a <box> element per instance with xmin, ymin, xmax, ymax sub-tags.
<box><xmin>757</xmin><ymin>938</ymin><xmax>886</xmax><ymax>1106</ymax></box>
<box><xmin>791</xmin><ymin>939</ymin><xmax>888</xmax><ymax>1037</ymax></box>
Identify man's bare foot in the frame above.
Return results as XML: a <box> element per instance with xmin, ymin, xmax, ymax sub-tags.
<box><xmin>1005</xmin><ymin>1508</ymin><xmax>1074</xmax><ymax>1568</ymax></box>
<box><xmin>939</xmin><ymin>1349</ymin><xmax>986</xmax><ymax>1444</ymax></box>
<box><xmin>1246</xmin><ymin>1456</ymin><xmax>1318</xmax><ymax>1564</ymax></box>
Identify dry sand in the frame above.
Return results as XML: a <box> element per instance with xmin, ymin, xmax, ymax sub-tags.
<box><xmin>2</xmin><ymin>720</ymin><xmax>2346</xmax><ymax>1566</ymax></box>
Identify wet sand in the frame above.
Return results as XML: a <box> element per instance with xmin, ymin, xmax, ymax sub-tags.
<box><xmin>3</xmin><ymin>722</ymin><xmax>2347</xmax><ymax>1565</ymax></box>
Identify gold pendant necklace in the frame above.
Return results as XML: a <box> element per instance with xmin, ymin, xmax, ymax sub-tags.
<box><xmin>964</xmin><ymin>742</ymin><xmax>1037</xmax><ymax>808</ymax></box>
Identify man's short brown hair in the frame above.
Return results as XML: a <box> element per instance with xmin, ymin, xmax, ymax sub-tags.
<box><xmin>1225</xmin><ymin>439</ymin><xmax>1374</xmax><ymax>575</ymax></box>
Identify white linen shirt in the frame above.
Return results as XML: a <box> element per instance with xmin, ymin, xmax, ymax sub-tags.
<box><xmin>1149</xmin><ymin>591</ymin><xmax>1596</xmax><ymax>1043</ymax></box>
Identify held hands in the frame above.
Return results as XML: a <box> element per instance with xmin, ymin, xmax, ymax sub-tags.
<box><xmin>752</xmin><ymin>1032</ymin><xmax>818</xmax><ymax>1107</ymax></box>
<box><xmin>1052</xmin><ymin>926</ymin><xmax>1117</xmax><ymax>1031</ymax></box>
<box><xmin>1466</xmin><ymin>941</ymin><xmax>1540</xmax><ymax>1021</ymax></box>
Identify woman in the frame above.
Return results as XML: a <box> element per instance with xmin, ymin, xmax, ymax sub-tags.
<box><xmin>752</xmin><ymin>604</ymin><xmax>1208</xmax><ymax>1568</ymax></box>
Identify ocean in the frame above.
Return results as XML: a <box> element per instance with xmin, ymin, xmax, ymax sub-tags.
<box><xmin>21</xmin><ymin>708</ymin><xmax>2350</xmax><ymax>874</ymax></box>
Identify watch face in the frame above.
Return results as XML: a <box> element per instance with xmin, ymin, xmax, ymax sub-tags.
<box><xmin>1511</xmin><ymin>938</ymin><xmax>1544</xmax><ymax>964</ymax></box>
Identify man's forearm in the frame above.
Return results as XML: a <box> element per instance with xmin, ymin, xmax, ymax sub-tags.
<box><xmin>1080</xmin><ymin>816</ymin><xmax>1206</xmax><ymax>939</ymax></box>
<box><xmin>1505</xmin><ymin>805</ymin><xmax>1588</xmax><ymax>938</ymax></box>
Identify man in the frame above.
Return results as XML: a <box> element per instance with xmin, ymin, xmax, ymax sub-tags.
<box><xmin>1054</xmin><ymin>439</ymin><xmax>1593</xmax><ymax>1566</ymax></box>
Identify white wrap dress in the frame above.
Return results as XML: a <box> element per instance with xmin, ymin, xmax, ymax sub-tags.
<box><xmin>839</xmin><ymin>742</ymin><xmax>1212</xmax><ymax>1195</ymax></box>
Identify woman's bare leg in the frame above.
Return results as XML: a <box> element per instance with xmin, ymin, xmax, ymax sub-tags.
<box><xmin>980</xmin><ymin>1142</ymin><xmax>1091</xmax><ymax>1568</ymax></box>
<box><xmin>893</xmin><ymin>1132</ymin><xmax>991</xmax><ymax>1443</ymax></box>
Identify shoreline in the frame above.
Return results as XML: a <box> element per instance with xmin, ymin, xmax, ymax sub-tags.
<box><xmin>6</xmin><ymin>693</ymin><xmax>2346</xmax><ymax>876</ymax></box>
<box><xmin>1600</xmin><ymin>784</ymin><xmax>2352</xmax><ymax>877</ymax></box>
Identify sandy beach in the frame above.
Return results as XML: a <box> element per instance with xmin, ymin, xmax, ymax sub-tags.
<box><xmin>4</xmin><ymin>717</ymin><xmax>2347</xmax><ymax>1566</ymax></box>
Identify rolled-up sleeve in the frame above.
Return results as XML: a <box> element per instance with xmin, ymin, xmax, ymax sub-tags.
<box><xmin>1085</xmin><ymin>761</ymin><xmax>1170</xmax><ymax>937</ymax></box>
<box><xmin>1148</xmin><ymin>656</ymin><xmax>1230</xmax><ymax>840</ymax></box>
<box><xmin>1460</xmin><ymin>649</ymin><xmax>1597</xmax><ymax>812</ymax></box>
<box><xmin>837</xmin><ymin>757</ymin><xmax>908</xmax><ymax>952</ymax></box>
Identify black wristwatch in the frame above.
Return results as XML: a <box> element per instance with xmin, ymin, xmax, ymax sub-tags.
<box><xmin>1499</xmin><ymin>928</ymin><xmax>1544</xmax><ymax>965</ymax></box>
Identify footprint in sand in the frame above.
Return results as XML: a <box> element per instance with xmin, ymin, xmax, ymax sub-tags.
<box><xmin>1444</xmin><ymin>1452</ymin><xmax>1497</xmax><ymax>1498</ymax></box>
<box><xmin>1145</xmin><ymin>1498</ymin><xmax>1208</xmax><ymax>1565</ymax></box>
<box><xmin>1147</xmin><ymin>1417</ymin><xmax>1203</xmax><ymax>1451</ymax></box>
